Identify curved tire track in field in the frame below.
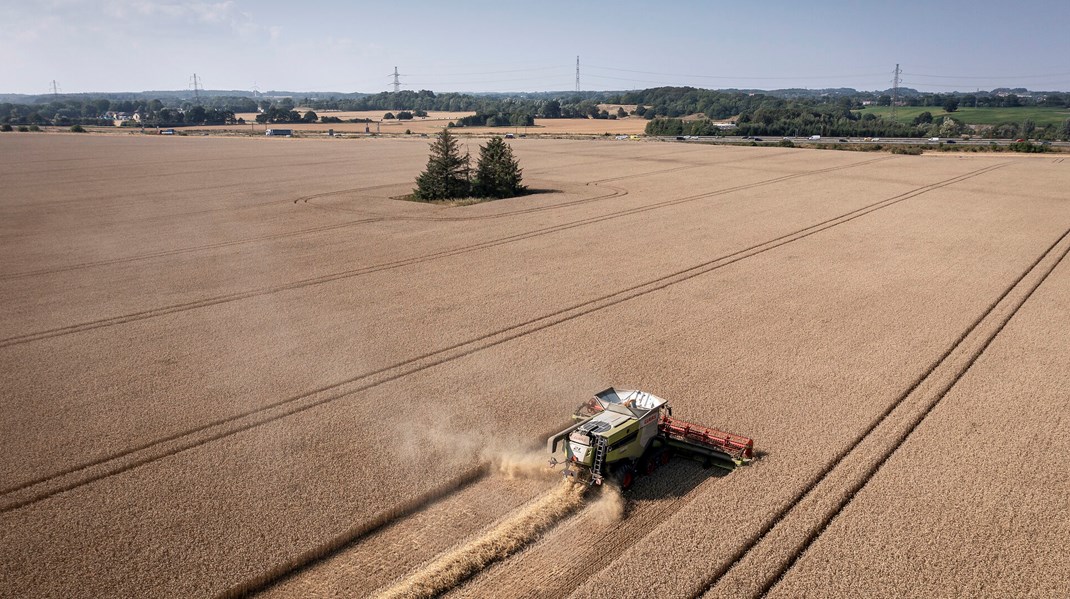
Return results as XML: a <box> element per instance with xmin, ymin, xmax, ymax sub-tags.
<box><xmin>297</xmin><ymin>148</ymin><xmax>796</xmax><ymax>219</ymax></box>
<box><xmin>0</xmin><ymin>156</ymin><xmax>890</xmax><ymax>349</ymax></box>
<box><xmin>0</xmin><ymin>183</ymin><xmax>407</xmax><ymax>280</ymax></box>
<box><xmin>692</xmin><ymin>216</ymin><xmax>1070</xmax><ymax>599</ymax></box>
<box><xmin>0</xmin><ymin>160</ymin><xmax>998</xmax><ymax>513</ymax></box>
<box><xmin>2</xmin><ymin>149</ymin><xmax>785</xmax><ymax>279</ymax></box>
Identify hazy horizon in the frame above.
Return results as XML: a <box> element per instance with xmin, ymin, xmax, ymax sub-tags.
<box><xmin>4</xmin><ymin>0</ymin><xmax>1069</xmax><ymax>95</ymax></box>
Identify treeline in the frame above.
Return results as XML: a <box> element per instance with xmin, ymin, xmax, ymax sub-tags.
<box><xmin>452</xmin><ymin>113</ymin><xmax>534</xmax><ymax>127</ymax></box>
<box><xmin>647</xmin><ymin>109</ymin><xmax>1070</xmax><ymax>141</ymax></box>
<box><xmin>303</xmin><ymin>90</ymin><xmax>624</xmax><ymax>120</ymax></box>
<box><xmin>0</xmin><ymin>96</ymin><xmax>256</xmax><ymax>126</ymax></box>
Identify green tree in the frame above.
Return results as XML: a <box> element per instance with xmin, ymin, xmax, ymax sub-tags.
<box><xmin>913</xmin><ymin>111</ymin><xmax>933</xmax><ymax>125</ymax></box>
<box><xmin>540</xmin><ymin>99</ymin><xmax>561</xmax><ymax>118</ymax></box>
<box><xmin>302</xmin><ymin>110</ymin><xmax>318</xmax><ymax>123</ymax></box>
<box><xmin>472</xmin><ymin>136</ymin><xmax>525</xmax><ymax>199</ymax></box>
<box><xmin>1060</xmin><ymin>118</ymin><xmax>1070</xmax><ymax>141</ymax></box>
<box><xmin>414</xmin><ymin>128</ymin><xmax>471</xmax><ymax>200</ymax></box>
<box><xmin>1021</xmin><ymin>119</ymin><xmax>1036</xmax><ymax>138</ymax></box>
<box><xmin>942</xmin><ymin>98</ymin><xmax>959</xmax><ymax>113</ymax></box>
<box><xmin>187</xmin><ymin>105</ymin><xmax>207</xmax><ymax>124</ymax></box>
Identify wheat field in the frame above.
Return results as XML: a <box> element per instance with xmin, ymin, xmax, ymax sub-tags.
<box><xmin>1</xmin><ymin>133</ymin><xmax>1068</xmax><ymax>597</ymax></box>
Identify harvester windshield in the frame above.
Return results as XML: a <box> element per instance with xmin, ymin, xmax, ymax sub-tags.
<box><xmin>594</xmin><ymin>388</ymin><xmax>667</xmax><ymax>418</ymax></box>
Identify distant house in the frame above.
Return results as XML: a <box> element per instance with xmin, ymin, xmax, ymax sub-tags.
<box><xmin>103</xmin><ymin>111</ymin><xmax>134</xmax><ymax>127</ymax></box>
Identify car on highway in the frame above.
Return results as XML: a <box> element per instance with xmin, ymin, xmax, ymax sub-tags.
<box><xmin>753</xmin><ymin>137</ymin><xmax>763</xmax><ymax>141</ymax></box>
<box><xmin>838</xmin><ymin>138</ymin><xmax>848</xmax><ymax>142</ymax></box>
<box><xmin>809</xmin><ymin>135</ymin><xmax>821</xmax><ymax>140</ymax></box>
<box><xmin>945</xmin><ymin>140</ymin><xmax>956</xmax><ymax>144</ymax></box>
<box><xmin>1014</xmin><ymin>138</ymin><xmax>1026</xmax><ymax>142</ymax></box>
<box><xmin>929</xmin><ymin>137</ymin><xmax>940</xmax><ymax>142</ymax></box>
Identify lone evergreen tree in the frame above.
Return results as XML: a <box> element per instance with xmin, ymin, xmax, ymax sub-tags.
<box><xmin>473</xmin><ymin>136</ymin><xmax>525</xmax><ymax>199</ymax></box>
<box><xmin>414</xmin><ymin>128</ymin><xmax>470</xmax><ymax>200</ymax></box>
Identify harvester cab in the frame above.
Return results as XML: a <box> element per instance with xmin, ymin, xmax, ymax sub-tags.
<box><xmin>548</xmin><ymin>388</ymin><xmax>753</xmax><ymax>490</ymax></box>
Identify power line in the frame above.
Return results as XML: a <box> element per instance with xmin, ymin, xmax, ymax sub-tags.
<box><xmin>891</xmin><ymin>63</ymin><xmax>901</xmax><ymax>123</ymax></box>
<box><xmin>189</xmin><ymin>73</ymin><xmax>203</xmax><ymax>102</ymax></box>
<box><xmin>389</xmin><ymin>67</ymin><xmax>403</xmax><ymax>93</ymax></box>
<box><xmin>49</xmin><ymin>80</ymin><xmax>60</xmax><ymax>97</ymax></box>
<box><xmin>406</xmin><ymin>65</ymin><xmax>564</xmax><ymax>77</ymax></box>
<box><xmin>575</xmin><ymin>56</ymin><xmax>580</xmax><ymax>92</ymax></box>
<box><xmin>907</xmin><ymin>70</ymin><xmax>1070</xmax><ymax>80</ymax></box>
<box><xmin>585</xmin><ymin>64</ymin><xmax>888</xmax><ymax>81</ymax></box>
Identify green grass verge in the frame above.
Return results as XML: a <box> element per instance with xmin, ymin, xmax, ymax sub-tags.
<box><xmin>855</xmin><ymin>106</ymin><xmax>1070</xmax><ymax>127</ymax></box>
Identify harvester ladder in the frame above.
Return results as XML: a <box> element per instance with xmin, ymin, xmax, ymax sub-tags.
<box><xmin>591</xmin><ymin>436</ymin><xmax>608</xmax><ymax>482</ymax></box>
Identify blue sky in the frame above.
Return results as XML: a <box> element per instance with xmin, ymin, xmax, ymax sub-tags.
<box><xmin>4</xmin><ymin>0</ymin><xmax>1069</xmax><ymax>94</ymax></box>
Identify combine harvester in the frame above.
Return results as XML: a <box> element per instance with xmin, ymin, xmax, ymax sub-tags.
<box><xmin>548</xmin><ymin>388</ymin><xmax>753</xmax><ymax>490</ymax></box>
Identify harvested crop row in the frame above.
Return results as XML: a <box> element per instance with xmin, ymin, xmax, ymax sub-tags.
<box><xmin>449</xmin><ymin>460</ymin><xmax>708</xmax><ymax>599</ymax></box>
<box><xmin>376</xmin><ymin>480</ymin><xmax>587</xmax><ymax>599</ymax></box>
<box><xmin>255</xmin><ymin>471</ymin><xmax>556</xmax><ymax>598</ymax></box>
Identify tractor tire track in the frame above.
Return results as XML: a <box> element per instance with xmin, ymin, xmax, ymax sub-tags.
<box><xmin>751</xmin><ymin>225</ymin><xmax>1070</xmax><ymax>599</ymax></box>
<box><xmin>2</xmin><ymin>149</ymin><xmax>785</xmax><ymax>279</ymax></box>
<box><xmin>0</xmin><ymin>156</ymin><xmax>891</xmax><ymax>349</ymax></box>
<box><xmin>583</xmin><ymin>149</ymin><xmax>797</xmax><ymax>185</ymax></box>
<box><xmin>0</xmin><ymin>160</ymin><xmax>998</xmax><ymax>513</ymax></box>
<box><xmin>0</xmin><ymin>216</ymin><xmax>385</xmax><ymax>280</ymax></box>
<box><xmin>694</xmin><ymin>217</ymin><xmax>1070</xmax><ymax>599</ymax></box>
<box><xmin>296</xmin><ymin>148</ymin><xmax>796</xmax><ymax>219</ymax></box>
<box><xmin>0</xmin><ymin>183</ymin><xmax>406</xmax><ymax>280</ymax></box>
<box><xmin>6</xmin><ymin>155</ymin><xmax>368</xmax><ymax>201</ymax></box>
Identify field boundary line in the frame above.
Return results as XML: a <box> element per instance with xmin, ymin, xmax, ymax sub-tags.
<box><xmin>0</xmin><ymin>161</ymin><xmax>999</xmax><ymax>514</ymax></box>
<box><xmin>691</xmin><ymin>218</ymin><xmax>1069</xmax><ymax>599</ymax></box>
<box><xmin>0</xmin><ymin>156</ymin><xmax>890</xmax><ymax>349</ymax></box>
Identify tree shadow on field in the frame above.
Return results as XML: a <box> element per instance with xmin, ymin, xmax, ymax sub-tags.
<box><xmin>394</xmin><ymin>187</ymin><xmax>560</xmax><ymax>206</ymax></box>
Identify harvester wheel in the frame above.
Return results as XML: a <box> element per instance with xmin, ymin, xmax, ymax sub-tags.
<box><xmin>642</xmin><ymin>456</ymin><xmax>657</xmax><ymax>476</ymax></box>
<box><xmin>616</xmin><ymin>463</ymin><xmax>636</xmax><ymax>491</ymax></box>
<box><xmin>658</xmin><ymin>449</ymin><xmax>671</xmax><ymax>467</ymax></box>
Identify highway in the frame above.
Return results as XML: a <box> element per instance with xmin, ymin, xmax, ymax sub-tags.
<box><xmin>661</xmin><ymin>135</ymin><xmax>1070</xmax><ymax>148</ymax></box>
